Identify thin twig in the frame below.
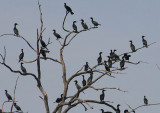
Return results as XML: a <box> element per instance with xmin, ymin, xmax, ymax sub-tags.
<box><xmin>90</xmin><ymin>86</ymin><xmax>128</xmax><ymax>92</ymax></box>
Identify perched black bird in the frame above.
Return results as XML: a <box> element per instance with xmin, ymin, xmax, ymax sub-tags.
<box><xmin>64</xmin><ymin>3</ymin><xmax>74</xmax><ymax>15</ymax></box>
<box><xmin>74</xmin><ymin>80</ymin><xmax>81</xmax><ymax>91</ymax></box>
<box><xmin>144</xmin><ymin>96</ymin><xmax>148</xmax><ymax>105</ymax></box>
<box><xmin>40</xmin><ymin>48</ymin><xmax>47</xmax><ymax>60</ymax></box>
<box><xmin>124</xmin><ymin>109</ymin><xmax>129</xmax><ymax>113</ymax></box>
<box><xmin>84</xmin><ymin>62</ymin><xmax>89</xmax><ymax>71</ymax></box>
<box><xmin>108</xmin><ymin>56</ymin><xmax>112</xmax><ymax>68</ymax></box>
<box><xmin>120</xmin><ymin>57</ymin><xmax>125</xmax><ymax>69</ymax></box>
<box><xmin>40</xmin><ymin>36</ymin><xmax>48</xmax><ymax>50</ymax></box>
<box><xmin>113</xmin><ymin>49</ymin><xmax>120</xmax><ymax>61</ymax></box>
<box><xmin>87</xmin><ymin>72</ymin><xmax>93</xmax><ymax>85</ymax></box>
<box><xmin>104</xmin><ymin>60</ymin><xmax>110</xmax><ymax>72</ymax></box>
<box><xmin>97</xmin><ymin>52</ymin><xmax>103</xmax><ymax>65</ymax></box>
<box><xmin>72</xmin><ymin>21</ymin><xmax>78</xmax><ymax>32</ymax></box>
<box><xmin>116</xmin><ymin>104</ymin><xmax>121</xmax><ymax>113</ymax></box>
<box><xmin>21</xmin><ymin>62</ymin><xmax>27</xmax><ymax>74</ymax></box>
<box><xmin>100</xmin><ymin>109</ymin><xmax>112</xmax><ymax>113</ymax></box>
<box><xmin>19</xmin><ymin>49</ymin><xmax>24</xmax><ymax>62</ymax></box>
<box><xmin>109</xmin><ymin>50</ymin><xmax>114</xmax><ymax>59</ymax></box>
<box><xmin>13</xmin><ymin>23</ymin><xmax>19</xmax><ymax>36</ymax></box>
<box><xmin>53</xmin><ymin>29</ymin><xmax>63</xmax><ymax>40</ymax></box>
<box><xmin>5</xmin><ymin>90</ymin><xmax>12</xmax><ymax>101</ymax></box>
<box><xmin>82</xmin><ymin>75</ymin><xmax>86</xmax><ymax>86</ymax></box>
<box><xmin>129</xmin><ymin>40</ymin><xmax>136</xmax><ymax>52</ymax></box>
<box><xmin>100</xmin><ymin>90</ymin><xmax>105</xmax><ymax>102</ymax></box>
<box><xmin>80</xmin><ymin>19</ymin><xmax>88</xmax><ymax>30</ymax></box>
<box><xmin>14</xmin><ymin>103</ymin><xmax>22</xmax><ymax>111</ymax></box>
<box><xmin>142</xmin><ymin>36</ymin><xmax>148</xmax><ymax>48</ymax></box>
<box><xmin>54</xmin><ymin>94</ymin><xmax>63</xmax><ymax>103</ymax></box>
<box><xmin>90</xmin><ymin>17</ymin><xmax>101</xmax><ymax>27</ymax></box>
<box><xmin>122</xmin><ymin>53</ymin><xmax>131</xmax><ymax>61</ymax></box>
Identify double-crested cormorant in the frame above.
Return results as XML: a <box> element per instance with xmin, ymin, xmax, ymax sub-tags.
<box><xmin>142</xmin><ymin>36</ymin><xmax>148</xmax><ymax>48</ymax></box>
<box><xmin>100</xmin><ymin>109</ymin><xmax>112</xmax><ymax>113</ymax></box>
<box><xmin>72</xmin><ymin>21</ymin><xmax>78</xmax><ymax>32</ymax></box>
<box><xmin>108</xmin><ymin>56</ymin><xmax>112</xmax><ymax>68</ymax></box>
<box><xmin>122</xmin><ymin>53</ymin><xmax>131</xmax><ymax>61</ymax></box>
<box><xmin>82</xmin><ymin>75</ymin><xmax>86</xmax><ymax>86</ymax></box>
<box><xmin>129</xmin><ymin>40</ymin><xmax>136</xmax><ymax>52</ymax></box>
<box><xmin>104</xmin><ymin>60</ymin><xmax>110</xmax><ymax>72</ymax></box>
<box><xmin>87</xmin><ymin>72</ymin><xmax>93</xmax><ymax>85</ymax></box>
<box><xmin>54</xmin><ymin>94</ymin><xmax>63</xmax><ymax>103</ymax></box>
<box><xmin>64</xmin><ymin>3</ymin><xmax>74</xmax><ymax>15</ymax></box>
<box><xmin>84</xmin><ymin>62</ymin><xmax>89</xmax><ymax>71</ymax></box>
<box><xmin>14</xmin><ymin>103</ymin><xmax>22</xmax><ymax>111</ymax></box>
<box><xmin>97</xmin><ymin>52</ymin><xmax>103</xmax><ymax>65</ymax></box>
<box><xmin>13</xmin><ymin>23</ymin><xmax>19</xmax><ymax>36</ymax></box>
<box><xmin>116</xmin><ymin>104</ymin><xmax>121</xmax><ymax>113</ymax></box>
<box><xmin>40</xmin><ymin>36</ymin><xmax>48</xmax><ymax>50</ymax></box>
<box><xmin>80</xmin><ymin>19</ymin><xmax>88</xmax><ymax>30</ymax></box>
<box><xmin>100</xmin><ymin>90</ymin><xmax>105</xmax><ymax>102</ymax></box>
<box><xmin>90</xmin><ymin>17</ymin><xmax>101</xmax><ymax>27</ymax></box>
<box><xmin>19</xmin><ymin>49</ymin><xmax>24</xmax><ymax>62</ymax></box>
<box><xmin>120</xmin><ymin>57</ymin><xmax>125</xmax><ymax>69</ymax></box>
<box><xmin>21</xmin><ymin>62</ymin><xmax>27</xmax><ymax>74</ymax></box>
<box><xmin>53</xmin><ymin>29</ymin><xmax>63</xmax><ymax>40</ymax></box>
<box><xmin>144</xmin><ymin>96</ymin><xmax>148</xmax><ymax>105</ymax></box>
<box><xmin>113</xmin><ymin>49</ymin><xmax>120</xmax><ymax>61</ymax></box>
<box><xmin>5</xmin><ymin>90</ymin><xmax>12</xmax><ymax>101</ymax></box>
<box><xmin>40</xmin><ymin>47</ymin><xmax>47</xmax><ymax>60</ymax></box>
<box><xmin>74</xmin><ymin>80</ymin><xmax>81</xmax><ymax>90</ymax></box>
<box><xmin>110</xmin><ymin>50</ymin><xmax>114</xmax><ymax>59</ymax></box>
<box><xmin>124</xmin><ymin>109</ymin><xmax>129</xmax><ymax>113</ymax></box>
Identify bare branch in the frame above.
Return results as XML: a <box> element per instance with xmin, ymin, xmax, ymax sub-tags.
<box><xmin>90</xmin><ymin>86</ymin><xmax>128</xmax><ymax>92</ymax></box>
<box><xmin>11</xmin><ymin>76</ymin><xmax>19</xmax><ymax>112</ymax></box>
<box><xmin>0</xmin><ymin>34</ymin><xmax>37</xmax><ymax>52</ymax></box>
<box><xmin>62</xmin><ymin>11</ymin><xmax>70</xmax><ymax>32</ymax></box>
<box><xmin>75</xmin><ymin>98</ymin><xmax>93</xmax><ymax>109</ymax></box>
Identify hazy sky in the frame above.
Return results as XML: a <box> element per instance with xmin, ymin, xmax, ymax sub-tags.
<box><xmin>0</xmin><ymin>0</ymin><xmax>160</xmax><ymax>113</ymax></box>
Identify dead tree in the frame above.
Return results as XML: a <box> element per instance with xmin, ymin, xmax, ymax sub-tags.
<box><xmin>0</xmin><ymin>1</ymin><xmax>159</xmax><ymax>113</ymax></box>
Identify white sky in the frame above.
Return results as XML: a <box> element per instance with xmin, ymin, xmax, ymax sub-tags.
<box><xmin>0</xmin><ymin>0</ymin><xmax>160</xmax><ymax>113</ymax></box>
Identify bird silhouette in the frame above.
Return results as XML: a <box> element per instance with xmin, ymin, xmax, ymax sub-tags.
<box><xmin>64</xmin><ymin>3</ymin><xmax>74</xmax><ymax>15</ymax></box>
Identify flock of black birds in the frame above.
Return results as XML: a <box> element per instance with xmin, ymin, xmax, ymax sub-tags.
<box><xmin>7</xmin><ymin>2</ymin><xmax>150</xmax><ymax>113</ymax></box>
<box><xmin>4</xmin><ymin>90</ymin><xmax>22</xmax><ymax>112</ymax></box>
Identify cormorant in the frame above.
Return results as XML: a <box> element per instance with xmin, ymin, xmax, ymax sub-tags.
<box><xmin>84</xmin><ymin>62</ymin><xmax>89</xmax><ymax>71</ymax></box>
<box><xmin>74</xmin><ymin>80</ymin><xmax>81</xmax><ymax>91</ymax></box>
<box><xmin>100</xmin><ymin>109</ymin><xmax>112</xmax><ymax>113</ymax></box>
<box><xmin>5</xmin><ymin>90</ymin><xmax>12</xmax><ymax>101</ymax></box>
<box><xmin>80</xmin><ymin>19</ymin><xmax>88</xmax><ymax>30</ymax></box>
<box><xmin>53</xmin><ymin>29</ymin><xmax>63</xmax><ymax>40</ymax></box>
<box><xmin>100</xmin><ymin>90</ymin><xmax>105</xmax><ymax>102</ymax></box>
<box><xmin>87</xmin><ymin>72</ymin><xmax>93</xmax><ymax>85</ymax></box>
<box><xmin>144</xmin><ymin>96</ymin><xmax>148</xmax><ymax>105</ymax></box>
<box><xmin>72</xmin><ymin>21</ymin><xmax>78</xmax><ymax>32</ymax></box>
<box><xmin>97</xmin><ymin>52</ymin><xmax>103</xmax><ymax>65</ymax></box>
<box><xmin>82</xmin><ymin>75</ymin><xmax>86</xmax><ymax>86</ymax></box>
<box><xmin>21</xmin><ymin>62</ymin><xmax>27</xmax><ymax>74</ymax></box>
<box><xmin>13</xmin><ymin>23</ymin><xmax>19</xmax><ymax>36</ymax></box>
<box><xmin>122</xmin><ymin>53</ymin><xmax>131</xmax><ymax>61</ymax></box>
<box><xmin>64</xmin><ymin>3</ymin><xmax>74</xmax><ymax>15</ymax></box>
<box><xmin>116</xmin><ymin>104</ymin><xmax>121</xmax><ymax>113</ymax></box>
<box><xmin>120</xmin><ymin>57</ymin><xmax>125</xmax><ymax>69</ymax></box>
<box><xmin>108</xmin><ymin>56</ymin><xmax>112</xmax><ymax>68</ymax></box>
<box><xmin>129</xmin><ymin>40</ymin><xmax>136</xmax><ymax>52</ymax></box>
<box><xmin>40</xmin><ymin>47</ymin><xmax>47</xmax><ymax>60</ymax></box>
<box><xmin>90</xmin><ymin>17</ymin><xmax>101</xmax><ymax>27</ymax></box>
<box><xmin>113</xmin><ymin>49</ymin><xmax>120</xmax><ymax>61</ymax></box>
<box><xmin>142</xmin><ymin>36</ymin><xmax>148</xmax><ymax>48</ymax></box>
<box><xmin>110</xmin><ymin>50</ymin><xmax>114</xmax><ymax>59</ymax></box>
<box><xmin>54</xmin><ymin>94</ymin><xmax>63</xmax><ymax>103</ymax></box>
<box><xmin>124</xmin><ymin>109</ymin><xmax>129</xmax><ymax>113</ymax></box>
<box><xmin>14</xmin><ymin>103</ymin><xmax>22</xmax><ymax>111</ymax></box>
<box><xmin>104</xmin><ymin>60</ymin><xmax>110</xmax><ymax>72</ymax></box>
<box><xmin>40</xmin><ymin>36</ymin><xmax>48</xmax><ymax>50</ymax></box>
<box><xmin>19</xmin><ymin>49</ymin><xmax>24</xmax><ymax>62</ymax></box>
